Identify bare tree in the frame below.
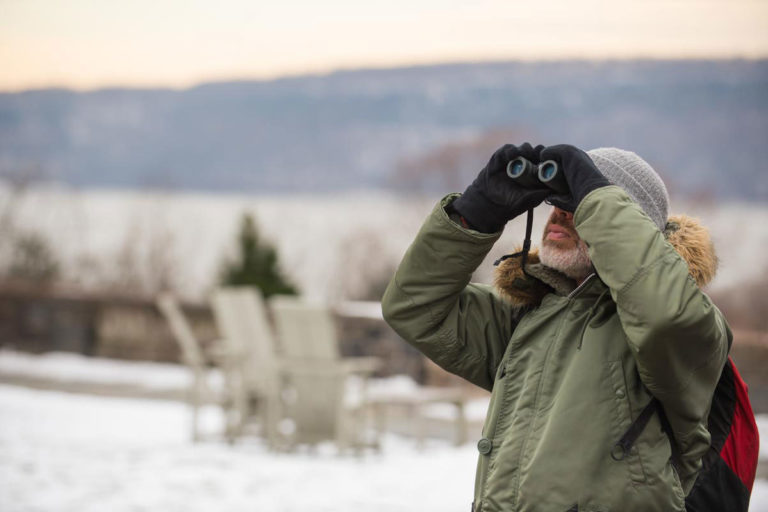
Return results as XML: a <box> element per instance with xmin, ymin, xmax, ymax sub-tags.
<box><xmin>0</xmin><ymin>163</ymin><xmax>60</xmax><ymax>285</ymax></box>
<box><xmin>101</xmin><ymin>198</ymin><xmax>181</xmax><ymax>297</ymax></box>
<box><xmin>7</xmin><ymin>231</ymin><xmax>60</xmax><ymax>284</ymax></box>
<box><xmin>390</xmin><ymin>127</ymin><xmax>535</xmax><ymax>194</ymax></box>
<box><xmin>0</xmin><ymin>162</ymin><xmax>46</xmax><ymax>235</ymax></box>
<box><xmin>335</xmin><ymin>227</ymin><xmax>397</xmax><ymax>301</ymax></box>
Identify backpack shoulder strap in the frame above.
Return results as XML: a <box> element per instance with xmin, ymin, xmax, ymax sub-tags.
<box><xmin>611</xmin><ymin>397</ymin><xmax>681</xmax><ymax>465</ymax></box>
<box><xmin>655</xmin><ymin>398</ymin><xmax>682</xmax><ymax>465</ymax></box>
<box><xmin>611</xmin><ymin>398</ymin><xmax>658</xmax><ymax>460</ymax></box>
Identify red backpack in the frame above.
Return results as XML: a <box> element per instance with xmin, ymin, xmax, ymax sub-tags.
<box><xmin>613</xmin><ymin>357</ymin><xmax>760</xmax><ymax>511</ymax></box>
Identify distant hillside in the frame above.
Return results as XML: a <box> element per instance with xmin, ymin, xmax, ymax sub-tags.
<box><xmin>1</xmin><ymin>60</ymin><xmax>766</xmax><ymax>199</ymax></box>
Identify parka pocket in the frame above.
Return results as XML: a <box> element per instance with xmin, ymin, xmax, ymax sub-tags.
<box><xmin>603</xmin><ymin>361</ymin><xmax>647</xmax><ymax>484</ymax></box>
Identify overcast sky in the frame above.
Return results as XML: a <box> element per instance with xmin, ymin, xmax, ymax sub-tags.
<box><xmin>2</xmin><ymin>0</ymin><xmax>767</xmax><ymax>91</ymax></box>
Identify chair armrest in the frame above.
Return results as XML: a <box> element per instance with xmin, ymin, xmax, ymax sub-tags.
<box><xmin>276</xmin><ymin>358</ymin><xmax>347</xmax><ymax>377</ymax></box>
<box><xmin>206</xmin><ymin>341</ymin><xmax>248</xmax><ymax>367</ymax></box>
<box><xmin>369</xmin><ymin>386</ymin><xmax>470</xmax><ymax>405</ymax></box>
<box><xmin>339</xmin><ymin>357</ymin><xmax>381</xmax><ymax>376</ymax></box>
<box><xmin>274</xmin><ymin>357</ymin><xmax>381</xmax><ymax>378</ymax></box>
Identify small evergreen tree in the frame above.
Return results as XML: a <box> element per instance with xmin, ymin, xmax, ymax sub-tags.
<box><xmin>220</xmin><ymin>213</ymin><xmax>298</xmax><ymax>298</ymax></box>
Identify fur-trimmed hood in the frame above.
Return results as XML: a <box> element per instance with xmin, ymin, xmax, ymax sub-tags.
<box><xmin>494</xmin><ymin>215</ymin><xmax>718</xmax><ymax>308</ymax></box>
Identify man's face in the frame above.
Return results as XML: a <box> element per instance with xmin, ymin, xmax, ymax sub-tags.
<box><xmin>539</xmin><ymin>207</ymin><xmax>593</xmax><ymax>281</ymax></box>
<box><xmin>542</xmin><ymin>207</ymin><xmax>580</xmax><ymax>249</ymax></box>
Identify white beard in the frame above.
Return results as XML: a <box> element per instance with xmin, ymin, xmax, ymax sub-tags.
<box><xmin>539</xmin><ymin>239</ymin><xmax>593</xmax><ymax>281</ymax></box>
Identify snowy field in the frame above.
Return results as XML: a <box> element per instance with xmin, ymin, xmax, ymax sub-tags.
<box><xmin>0</xmin><ymin>385</ymin><xmax>480</xmax><ymax>512</ymax></box>
<box><xmin>2</xmin><ymin>184</ymin><xmax>767</xmax><ymax>302</ymax></box>
<box><xmin>0</xmin><ymin>384</ymin><xmax>766</xmax><ymax>512</ymax></box>
<box><xmin>0</xmin><ymin>349</ymin><xmax>209</xmax><ymax>392</ymax></box>
<box><xmin>0</xmin><ymin>349</ymin><xmax>490</xmax><ymax>420</ymax></box>
<box><xmin>0</xmin><ymin>349</ymin><xmax>765</xmax><ymax>512</ymax></box>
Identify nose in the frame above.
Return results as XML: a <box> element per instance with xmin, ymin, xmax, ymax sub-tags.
<box><xmin>553</xmin><ymin>207</ymin><xmax>574</xmax><ymax>222</ymax></box>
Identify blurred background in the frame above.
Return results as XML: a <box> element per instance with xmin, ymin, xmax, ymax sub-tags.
<box><xmin>1</xmin><ymin>1</ymin><xmax>767</xmax><ymax>510</ymax></box>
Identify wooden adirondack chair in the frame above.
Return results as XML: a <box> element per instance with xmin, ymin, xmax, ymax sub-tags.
<box><xmin>209</xmin><ymin>287</ymin><xmax>283</xmax><ymax>446</ymax></box>
<box><xmin>155</xmin><ymin>293</ymin><xmax>237</xmax><ymax>443</ymax></box>
<box><xmin>268</xmin><ymin>295</ymin><xmax>381</xmax><ymax>451</ymax></box>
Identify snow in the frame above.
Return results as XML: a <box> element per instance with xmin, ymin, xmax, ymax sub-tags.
<box><xmin>0</xmin><ymin>349</ymin><xmax>490</xmax><ymax>424</ymax></box>
<box><xmin>334</xmin><ymin>300</ymin><xmax>384</xmax><ymax>320</ymax></box>
<box><xmin>0</xmin><ymin>384</ymin><xmax>478</xmax><ymax>512</ymax></box>
<box><xmin>762</xmin><ymin>411</ymin><xmax>768</xmax><ymax>462</ymax></box>
<box><xmin>0</xmin><ymin>348</ymin><xmax>766</xmax><ymax>511</ymax></box>
<box><xmin>0</xmin><ymin>349</ymin><xmax>208</xmax><ymax>391</ymax></box>
<box><xmin>0</xmin><ymin>351</ymin><xmax>766</xmax><ymax>510</ymax></box>
<box><xmin>0</xmin><ymin>384</ymin><xmax>765</xmax><ymax>511</ymax></box>
<box><xmin>755</xmin><ymin>481</ymin><xmax>768</xmax><ymax>512</ymax></box>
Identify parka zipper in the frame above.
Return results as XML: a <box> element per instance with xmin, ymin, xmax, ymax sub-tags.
<box><xmin>567</xmin><ymin>272</ymin><xmax>596</xmax><ymax>299</ymax></box>
<box><xmin>498</xmin><ymin>274</ymin><xmax>599</xmax><ymax>377</ymax></box>
<box><xmin>577</xmin><ymin>287</ymin><xmax>610</xmax><ymax>349</ymax></box>
<box><xmin>498</xmin><ymin>279</ymin><xmax>596</xmax><ymax>377</ymax></box>
<box><xmin>483</xmin><ymin>273</ymin><xmax>608</xmax><ymax>507</ymax></box>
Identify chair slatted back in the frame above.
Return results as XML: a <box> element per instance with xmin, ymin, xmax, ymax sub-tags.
<box><xmin>269</xmin><ymin>296</ymin><xmax>339</xmax><ymax>361</ymax></box>
<box><xmin>156</xmin><ymin>293</ymin><xmax>205</xmax><ymax>370</ymax></box>
<box><xmin>269</xmin><ymin>296</ymin><xmax>348</xmax><ymax>444</ymax></box>
<box><xmin>211</xmin><ymin>287</ymin><xmax>277</xmax><ymax>391</ymax></box>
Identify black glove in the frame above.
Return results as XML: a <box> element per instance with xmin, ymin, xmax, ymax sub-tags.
<box><xmin>451</xmin><ymin>143</ymin><xmax>550</xmax><ymax>233</ymax></box>
<box><xmin>540</xmin><ymin>144</ymin><xmax>611</xmax><ymax>212</ymax></box>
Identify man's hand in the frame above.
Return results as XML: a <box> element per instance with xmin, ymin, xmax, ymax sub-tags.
<box><xmin>451</xmin><ymin>143</ymin><xmax>550</xmax><ymax>233</ymax></box>
<box><xmin>540</xmin><ymin>144</ymin><xmax>611</xmax><ymax>212</ymax></box>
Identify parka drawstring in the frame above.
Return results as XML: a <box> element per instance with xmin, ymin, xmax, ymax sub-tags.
<box><xmin>577</xmin><ymin>287</ymin><xmax>611</xmax><ymax>349</ymax></box>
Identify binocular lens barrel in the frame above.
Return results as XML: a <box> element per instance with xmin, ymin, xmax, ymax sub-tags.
<box><xmin>505</xmin><ymin>157</ymin><xmax>541</xmax><ymax>189</ymax></box>
<box><xmin>537</xmin><ymin>160</ymin><xmax>569</xmax><ymax>194</ymax></box>
<box><xmin>538</xmin><ymin>161</ymin><xmax>558</xmax><ymax>182</ymax></box>
<box><xmin>506</xmin><ymin>156</ymin><xmax>569</xmax><ymax>195</ymax></box>
<box><xmin>507</xmin><ymin>158</ymin><xmax>527</xmax><ymax>179</ymax></box>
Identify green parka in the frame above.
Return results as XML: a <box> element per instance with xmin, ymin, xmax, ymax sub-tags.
<box><xmin>381</xmin><ymin>186</ymin><xmax>730</xmax><ymax>511</ymax></box>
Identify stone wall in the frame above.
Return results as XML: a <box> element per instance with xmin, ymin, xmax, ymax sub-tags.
<box><xmin>0</xmin><ymin>284</ymin><xmax>428</xmax><ymax>382</ymax></box>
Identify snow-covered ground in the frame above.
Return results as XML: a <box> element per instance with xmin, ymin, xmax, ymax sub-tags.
<box><xmin>2</xmin><ymin>184</ymin><xmax>766</xmax><ymax>302</ymax></box>
<box><xmin>0</xmin><ymin>349</ymin><xmax>489</xmax><ymax>421</ymax></box>
<box><xmin>0</xmin><ymin>350</ymin><xmax>766</xmax><ymax>511</ymax></box>
<box><xmin>0</xmin><ymin>384</ymin><xmax>480</xmax><ymax>512</ymax></box>
<box><xmin>0</xmin><ymin>384</ymin><xmax>766</xmax><ymax>512</ymax></box>
<box><xmin>0</xmin><ymin>350</ymin><xmax>209</xmax><ymax>392</ymax></box>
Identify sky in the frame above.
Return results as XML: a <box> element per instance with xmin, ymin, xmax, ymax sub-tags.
<box><xmin>1</xmin><ymin>0</ymin><xmax>768</xmax><ymax>91</ymax></box>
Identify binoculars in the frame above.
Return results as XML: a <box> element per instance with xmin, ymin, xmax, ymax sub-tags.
<box><xmin>506</xmin><ymin>157</ymin><xmax>569</xmax><ymax>195</ymax></box>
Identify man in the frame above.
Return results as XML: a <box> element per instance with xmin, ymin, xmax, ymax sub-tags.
<box><xmin>381</xmin><ymin>143</ymin><xmax>729</xmax><ymax>511</ymax></box>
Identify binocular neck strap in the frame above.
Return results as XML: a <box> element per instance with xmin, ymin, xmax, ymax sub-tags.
<box><xmin>521</xmin><ymin>208</ymin><xmax>534</xmax><ymax>271</ymax></box>
<box><xmin>492</xmin><ymin>208</ymin><xmax>535</xmax><ymax>270</ymax></box>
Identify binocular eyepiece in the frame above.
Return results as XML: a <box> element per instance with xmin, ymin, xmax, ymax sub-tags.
<box><xmin>506</xmin><ymin>157</ymin><xmax>569</xmax><ymax>195</ymax></box>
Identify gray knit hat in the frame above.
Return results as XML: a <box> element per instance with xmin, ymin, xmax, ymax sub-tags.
<box><xmin>587</xmin><ymin>148</ymin><xmax>669</xmax><ymax>231</ymax></box>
